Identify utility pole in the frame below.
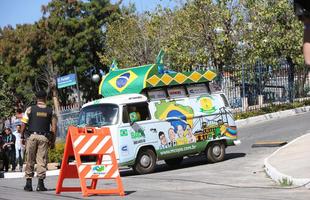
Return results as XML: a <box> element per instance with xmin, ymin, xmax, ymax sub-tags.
<box><xmin>74</xmin><ymin>66</ymin><xmax>81</xmax><ymax>108</ymax></box>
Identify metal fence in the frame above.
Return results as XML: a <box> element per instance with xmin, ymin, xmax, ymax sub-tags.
<box><xmin>218</xmin><ymin>64</ymin><xmax>310</xmax><ymax>112</ymax></box>
<box><xmin>57</xmin><ymin>106</ymin><xmax>80</xmax><ymax>139</ymax></box>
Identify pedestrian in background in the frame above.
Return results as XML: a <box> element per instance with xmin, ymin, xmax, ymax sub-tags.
<box><xmin>21</xmin><ymin>90</ymin><xmax>57</xmax><ymax>192</ymax></box>
<box><xmin>13</xmin><ymin>124</ymin><xmax>25</xmax><ymax>172</ymax></box>
<box><xmin>3</xmin><ymin>128</ymin><xmax>16</xmax><ymax>172</ymax></box>
<box><xmin>0</xmin><ymin>131</ymin><xmax>5</xmax><ymax>171</ymax></box>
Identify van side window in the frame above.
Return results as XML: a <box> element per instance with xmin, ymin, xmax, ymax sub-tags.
<box><xmin>122</xmin><ymin>106</ymin><xmax>129</xmax><ymax>123</ymax></box>
<box><xmin>124</xmin><ymin>102</ymin><xmax>150</xmax><ymax>123</ymax></box>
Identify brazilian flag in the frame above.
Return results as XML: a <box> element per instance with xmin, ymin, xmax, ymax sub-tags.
<box><xmin>99</xmin><ymin>64</ymin><xmax>156</xmax><ymax>97</ymax></box>
<box><xmin>155</xmin><ymin>100</ymin><xmax>194</xmax><ymax>130</ymax></box>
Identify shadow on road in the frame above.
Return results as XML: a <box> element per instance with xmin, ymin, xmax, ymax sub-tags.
<box><xmin>225</xmin><ymin>152</ymin><xmax>246</xmax><ymax>160</ymax></box>
<box><xmin>120</xmin><ymin>152</ymin><xmax>246</xmax><ymax>177</ymax></box>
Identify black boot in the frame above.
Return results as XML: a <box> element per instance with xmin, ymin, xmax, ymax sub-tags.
<box><xmin>24</xmin><ymin>178</ymin><xmax>33</xmax><ymax>191</ymax></box>
<box><xmin>36</xmin><ymin>179</ymin><xmax>47</xmax><ymax>191</ymax></box>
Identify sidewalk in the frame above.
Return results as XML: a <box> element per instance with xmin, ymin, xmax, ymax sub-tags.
<box><xmin>264</xmin><ymin>133</ymin><xmax>310</xmax><ymax>188</ymax></box>
<box><xmin>1</xmin><ymin>163</ymin><xmax>60</xmax><ymax>179</ymax></box>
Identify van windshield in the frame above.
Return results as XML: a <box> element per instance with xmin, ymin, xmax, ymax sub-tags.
<box><xmin>78</xmin><ymin>104</ymin><xmax>119</xmax><ymax>127</ymax></box>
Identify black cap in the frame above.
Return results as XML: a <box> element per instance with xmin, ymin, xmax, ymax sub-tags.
<box><xmin>35</xmin><ymin>90</ymin><xmax>47</xmax><ymax>98</ymax></box>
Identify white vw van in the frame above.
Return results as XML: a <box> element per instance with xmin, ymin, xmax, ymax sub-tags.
<box><xmin>77</xmin><ymin>81</ymin><xmax>239</xmax><ymax>174</ymax></box>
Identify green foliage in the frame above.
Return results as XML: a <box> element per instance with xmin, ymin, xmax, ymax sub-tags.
<box><xmin>243</xmin><ymin>0</ymin><xmax>303</xmax><ymax>67</ymax></box>
<box><xmin>0</xmin><ymin>25</ymin><xmax>38</xmax><ymax>105</ymax></box>
<box><xmin>40</xmin><ymin>0</ymin><xmax>121</xmax><ymax>102</ymax></box>
<box><xmin>104</xmin><ymin>0</ymin><xmax>246</xmax><ymax>71</ymax></box>
<box><xmin>0</xmin><ymin>77</ymin><xmax>14</xmax><ymax>118</ymax></box>
<box><xmin>234</xmin><ymin>100</ymin><xmax>310</xmax><ymax>120</ymax></box>
<box><xmin>103</xmin><ymin>0</ymin><xmax>304</xmax><ymax>77</ymax></box>
<box><xmin>0</xmin><ymin>0</ymin><xmax>121</xmax><ymax>110</ymax></box>
<box><xmin>166</xmin><ymin>0</ymin><xmax>244</xmax><ymax>71</ymax></box>
<box><xmin>48</xmin><ymin>141</ymin><xmax>65</xmax><ymax>163</ymax></box>
<box><xmin>102</xmin><ymin>6</ymin><xmax>167</xmax><ymax>68</ymax></box>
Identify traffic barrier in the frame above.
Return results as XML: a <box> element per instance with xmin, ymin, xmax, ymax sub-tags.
<box><xmin>56</xmin><ymin>126</ymin><xmax>125</xmax><ymax>197</ymax></box>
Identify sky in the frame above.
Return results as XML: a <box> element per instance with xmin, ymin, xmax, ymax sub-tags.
<box><xmin>0</xmin><ymin>0</ymin><xmax>177</xmax><ymax>28</ymax></box>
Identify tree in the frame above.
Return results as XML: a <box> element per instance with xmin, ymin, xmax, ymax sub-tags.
<box><xmin>0</xmin><ymin>76</ymin><xmax>14</xmax><ymax>119</ymax></box>
<box><xmin>242</xmin><ymin>0</ymin><xmax>305</xmax><ymax>98</ymax></box>
<box><xmin>0</xmin><ymin>25</ymin><xmax>40</xmax><ymax>106</ymax></box>
<box><xmin>103</xmin><ymin>0</ymin><xmax>244</xmax><ymax>73</ymax></box>
<box><xmin>102</xmin><ymin>4</ymin><xmax>170</xmax><ymax>68</ymax></box>
<box><xmin>242</xmin><ymin>0</ymin><xmax>303</xmax><ymax>66</ymax></box>
<box><xmin>0</xmin><ymin>0</ymin><xmax>121</xmax><ymax>113</ymax></box>
<box><xmin>40</xmin><ymin>0</ymin><xmax>121</xmax><ymax>104</ymax></box>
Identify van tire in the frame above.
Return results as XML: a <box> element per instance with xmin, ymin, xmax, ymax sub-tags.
<box><xmin>164</xmin><ymin>157</ymin><xmax>183</xmax><ymax>168</ymax></box>
<box><xmin>133</xmin><ymin>149</ymin><xmax>156</xmax><ymax>174</ymax></box>
<box><xmin>206</xmin><ymin>141</ymin><xmax>225</xmax><ymax>163</ymax></box>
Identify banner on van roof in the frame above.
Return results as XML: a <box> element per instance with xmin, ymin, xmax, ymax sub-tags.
<box><xmin>99</xmin><ymin>64</ymin><xmax>217</xmax><ymax>97</ymax></box>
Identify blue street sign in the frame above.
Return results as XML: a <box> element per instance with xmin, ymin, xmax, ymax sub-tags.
<box><xmin>57</xmin><ymin>74</ymin><xmax>77</xmax><ymax>89</ymax></box>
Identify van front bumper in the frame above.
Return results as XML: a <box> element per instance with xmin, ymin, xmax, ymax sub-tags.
<box><xmin>233</xmin><ymin>140</ymin><xmax>241</xmax><ymax>146</ymax></box>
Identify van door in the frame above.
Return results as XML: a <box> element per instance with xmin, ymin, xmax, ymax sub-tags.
<box><xmin>117</xmin><ymin>102</ymin><xmax>161</xmax><ymax>165</ymax></box>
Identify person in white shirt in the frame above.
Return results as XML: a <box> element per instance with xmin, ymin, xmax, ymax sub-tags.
<box><xmin>13</xmin><ymin>125</ymin><xmax>25</xmax><ymax>172</ymax></box>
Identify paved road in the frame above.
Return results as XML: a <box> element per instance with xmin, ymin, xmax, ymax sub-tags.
<box><xmin>1</xmin><ymin>112</ymin><xmax>310</xmax><ymax>200</ymax></box>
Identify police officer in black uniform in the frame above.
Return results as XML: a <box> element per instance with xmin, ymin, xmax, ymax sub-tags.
<box><xmin>21</xmin><ymin>90</ymin><xmax>57</xmax><ymax>192</ymax></box>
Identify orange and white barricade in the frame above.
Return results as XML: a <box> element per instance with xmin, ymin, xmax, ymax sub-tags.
<box><xmin>56</xmin><ymin>126</ymin><xmax>124</xmax><ymax>197</ymax></box>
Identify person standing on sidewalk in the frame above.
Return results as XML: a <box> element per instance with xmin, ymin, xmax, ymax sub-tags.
<box><xmin>21</xmin><ymin>90</ymin><xmax>57</xmax><ymax>192</ymax></box>
<box><xmin>3</xmin><ymin>128</ymin><xmax>16</xmax><ymax>172</ymax></box>
<box><xmin>13</xmin><ymin>124</ymin><xmax>25</xmax><ymax>172</ymax></box>
<box><xmin>0</xmin><ymin>131</ymin><xmax>5</xmax><ymax>171</ymax></box>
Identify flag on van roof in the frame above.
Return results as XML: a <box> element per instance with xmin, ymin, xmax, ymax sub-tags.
<box><xmin>99</xmin><ymin>64</ymin><xmax>156</xmax><ymax>97</ymax></box>
<box><xmin>109</xmin><ymin>60</ymin><xmax>118</xmax><ymax>72</ymax></box>
<box><xmin>99</xmin><ymin>65</ymin><xmax>216</xmax><ymax>97</ymax></box>
<box><xmin>99</xmin><ymin>52</ymin><xmax>217</xmax><ymax>97</ymax></box>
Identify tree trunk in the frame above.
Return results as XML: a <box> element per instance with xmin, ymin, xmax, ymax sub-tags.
<box><xmin>52</xmin><ymin>86</ymin><xmax>60</xmax><ymax>116</ymax></box>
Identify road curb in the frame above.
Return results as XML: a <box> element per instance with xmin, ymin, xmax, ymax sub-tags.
<box><xmin>264</xmin><ymin>133</ymin><xmax>310</xmax><ymax>188</ymax></box>
<box><xmin>2</xmin><ymin>169</ymin><xmax>60</xmax><ymax>179</ymax></box>
<box><xmin>236</xmin><ymin>105</ymin><xmax>310</xmax><ymax>128</ymax></box>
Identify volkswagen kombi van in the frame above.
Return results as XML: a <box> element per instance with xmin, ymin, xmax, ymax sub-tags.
<box><xmin>77</xmin><ymin>60</ymin><xmax>240</xmax><ymax>174</ymax></box>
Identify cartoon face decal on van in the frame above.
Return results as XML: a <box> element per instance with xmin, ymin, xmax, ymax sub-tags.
<box><xmin>154</xmin><ymin>100</ymin><xmax>196</xmax><ymax>149</ymax></box>
<box><xmin>154</xmin><ymin>99</ymin><xmax>237</xmax><ymax>152</ymax></box>
<box><xmin>197</xmin><ymin>95</ymin><xmax>217</xmax><ymax>114</ymax></box>
<box><xmin>158</xmin><ymin>131</ymin><xmax>169</xmax><ymax>149</ymax></box>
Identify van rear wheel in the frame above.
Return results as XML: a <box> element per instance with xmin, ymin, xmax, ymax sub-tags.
<box><xmin>133</xmin><ymin>148</ymin><xmax>156</xmax><ymax>174</ymax></box>
<box><xmin>165</xmin><ymin>157</ymin><xmax>183</xmax><ymax>168</ymax></box>
<box><xmin>206</xmin><ymin>141</ymin><xmax>225</xmax><ymax>163</ymax></box>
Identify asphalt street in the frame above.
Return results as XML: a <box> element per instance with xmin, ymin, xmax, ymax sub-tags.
<box><xmin>1</xmin><ymin>112</ymin><xmax>310</xmax><ymax>200</ymax></box>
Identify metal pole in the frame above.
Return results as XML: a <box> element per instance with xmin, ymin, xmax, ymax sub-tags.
<box><xmin>74</xmin><ymin>66</ymin><xmax>81</xmax><ymax>108</ymax></box>
<box><xmin>242</xmin><ymin>64</ymin><xmax>245</xmax><ymax>98</ymax></box>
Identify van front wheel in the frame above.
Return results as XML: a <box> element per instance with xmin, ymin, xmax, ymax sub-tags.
<box><xmin>206</xmin><ymin>141</ymin><xmax>225</xmax><ymax>163</ymax></box>
<box><xmin>133</xmin><ymin>149</ymin><xmax>156</xmax><ymax>174</ymax></box>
